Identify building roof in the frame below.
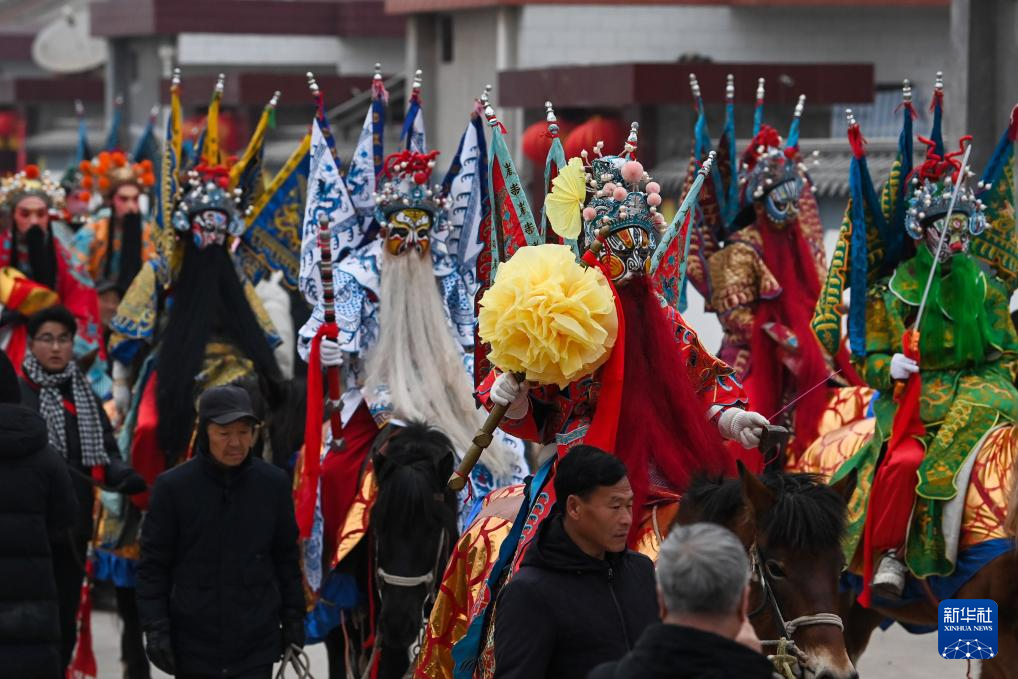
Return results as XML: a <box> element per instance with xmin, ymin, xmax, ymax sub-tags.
<box><xmin>650</xmin><ymin>137</ymin><xmax>905</xmax><ymax>200</ymax></box>
<box><xmin>385</xmin><ymin>0</ymin><xmax>947</xmax><ymax>15</ymax></box>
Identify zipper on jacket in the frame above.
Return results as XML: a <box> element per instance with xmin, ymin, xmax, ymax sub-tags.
<box><xmin>607</xmin><ymin>566</ymin><xmax>631</xmax><ymax>650</ymax></box>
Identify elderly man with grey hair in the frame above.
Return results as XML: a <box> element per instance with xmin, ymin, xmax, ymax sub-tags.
<box><xmin>588</xmin><ymin>523</ymin><xmax>776</xmax><ymax>679</ymax></box>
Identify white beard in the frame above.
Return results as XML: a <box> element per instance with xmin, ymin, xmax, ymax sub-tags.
<box><xmin>363</xmin><ymin>249</ymin><xmax>518</xmax><ymax>483</ymax></box>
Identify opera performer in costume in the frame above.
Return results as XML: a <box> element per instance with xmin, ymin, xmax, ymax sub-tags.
<box><xmin>436</xmin><ymin>117</ymin><xmax>772</xmax><ymax>677</ymax></box>
<box><xmin>0</xmin><ymin>166</ymin><xmax>104</xmax><ymax>383</ymax></box>
<box><xmin>73</xmin><ymin>151</ymin><xmax>158</xmax><ymax>294</ymax></box>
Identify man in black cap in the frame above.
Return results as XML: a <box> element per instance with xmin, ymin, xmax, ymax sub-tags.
<box><xmin>136</xmin><ymin>384</ymin><xmax>305</xmax><ymax>679</ymax></box>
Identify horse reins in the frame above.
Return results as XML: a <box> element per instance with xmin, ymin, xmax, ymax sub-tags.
<box><xmin>749</xmin><ymin>543</ymin><xmax>845</xmax><ymax>674</ymax></box>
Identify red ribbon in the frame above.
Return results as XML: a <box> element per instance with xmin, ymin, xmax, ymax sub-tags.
<box><xmin>581</xmin><ymin>250</ymin><xmax>626</xmax><ymax>453</ymax></box>
<box><xmin>296</xmin><ymin>322</ymin><xmax>339</xmax><ymax>539</ymax></box>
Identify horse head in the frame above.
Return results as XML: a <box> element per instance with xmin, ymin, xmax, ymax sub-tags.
<box><xmin>370</xmin><ymin>420</ymin><xmax>459</xmax><ymax>678</ymax></box>
<box><xmin>677</xmin><ymin>464</ymin><xmax>858</xmax><ymax>679</ymax></box>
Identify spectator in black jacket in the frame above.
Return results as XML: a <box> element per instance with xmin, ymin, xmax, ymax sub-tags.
<box><xmin>493</xmin><ymin>446</ymin><xmax>658</xmax><ymax>679</ymax></box>
<box><xmin>588</xmin><ymin>523</ymin><xmax>776</xmax><ymax>679</ymax></box>
<box><xmin>19</xmin><ymin>305</ymin><xmax>144</xmax><ymax>671</ymax></box>
<box><xmin>136</xmin><ymin>384</ymin><xmax>305</xmax><ymax>679</ymax></box>
<box><xmin>0</xmin><ymin>349</ymin><xmax>78</xmax><ymax>679</ymax></box>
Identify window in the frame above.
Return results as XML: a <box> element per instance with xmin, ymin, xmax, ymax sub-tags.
<box><xmin>440</xmin><ymin>15</ymin><xmax>454</xmax><ymax>63</ymax></box>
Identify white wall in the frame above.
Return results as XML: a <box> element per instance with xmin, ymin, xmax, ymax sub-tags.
<box><xmin>518</xmin><ymin>5</ymin><xmax>948</xmax><ymax>85</ymax></box>
<box><xmin>177</xmin><ymin>33</ymin><xmax>404</xmax><ymax>75</ymax></box>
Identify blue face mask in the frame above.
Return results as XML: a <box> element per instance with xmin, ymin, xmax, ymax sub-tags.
<box><xmin>763</xmin><ymin>179</ymin><xmax>802</xmax><ymax>225</ymax></box>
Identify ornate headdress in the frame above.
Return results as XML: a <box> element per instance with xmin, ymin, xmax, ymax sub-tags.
<box><xmin>546</xmin><ymin>122</ymin><xmax>667</xmax><ymax>282</ymax></box>
<box><xmin>0</xmin><ymin>165</ymin><xmax>65</xmax><ymax>213</ymax></box>
<box><xmin>904</xmin><ymin>136</ymin><xmax>987</xmax><ymax>239</ymax></box>
<box><xmin>374</xmin><ymin>149</ymin><xmax>448</xmax><ymax>256</ymax></box>
<box><xmin>738</xmin><ymin>99</ymin><xmax>808</xmax><ymax>226</ymax></box>
<box><xmin>171</xmin><ymin>164</ymin><xmax>246</xmax><ymax>249</ymax></box>
<box><xmin>79</xmin><ymin>150</ymin><xmax>156</xmax><ymax>200</ymax></box>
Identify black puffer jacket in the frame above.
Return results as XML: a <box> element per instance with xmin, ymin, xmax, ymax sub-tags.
<box><xmin>19</xmin><ymin>377</ymin><xmax>121</xmax><ymax>544</ymax></box>
<box><xmin>0</xmin><ymin>405</ymin><xmax>78</xmax><ymax>679</ymax></box>
<box><xmin>493</xmin><ymin>513</ymin><xmax>659</xmax><ymax>679</ymax></box>
<box><xmin>588</xmin><ymin>622</ymin><xmax>778</xmax><ymax>679</ymax></box>
<box><xmin>136</xmin><ymin>445</ymin><xmax>305</xmax><ymax>675</ymax></box>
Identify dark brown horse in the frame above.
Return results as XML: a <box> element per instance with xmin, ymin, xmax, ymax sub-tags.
<box><xmin>324</xmin><ymin>421</ymin><xmax>459</xmax><ymax>679</ymax></box>
<box><xmin>676</xmin><ymin>464</ymin><xmax>859</xmax><ymax>679</ymax></box>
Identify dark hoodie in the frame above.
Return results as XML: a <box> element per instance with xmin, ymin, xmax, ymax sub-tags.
<box><xmin>0</xmin><ymin>405</ymin><xmax>78</xmax><ymax>678</ymax></box>
<box><xmin>587</xmin><ymin>623</ymin><xmax>778</xmax><ymax>679</ymax></box>
<box><xmin>493</xmin><ymin>513</ymin><xmax>658</xmax><ymax>679</ymax></box>
<box><xmin>135</xmin><ymin>440</ymin><xmax>304</xmax><ymax>676</ymax></box>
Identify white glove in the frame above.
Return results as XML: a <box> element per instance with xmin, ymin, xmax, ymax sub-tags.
<box><xmin>320</xmin><ymin>338</ymin><xmax>343</xmax><ymax>368</ymax></box>
<box><xmin>889</xmin><ymin>353</ymin><xmax>919</xmax><ymax>381</ymax></box>
<box><xmin>112</xmin><ymin>361</ymin><xmax>132</xmax><ymax>417</ymax></box>
<box><xmin>490</xmin><ymin>372</ymin><xmax>530</xmax><ymax>420</ymax></box>
<box><xmin>718</xmin><ymin>409</ymin><xmax>770</xmax><ymax>450</ymax></box>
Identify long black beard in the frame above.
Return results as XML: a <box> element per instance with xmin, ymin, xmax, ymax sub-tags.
<box><xmin>106</xmin><ymin>212</ymin><xmax>143</xmax><ymax>293</ymax></box>
<box><xmin>13</xmin><ymin>226</ymin><xmax>57</xmax><ymax>290</ymax></box>
<box><xmin>155</xmin><ymin>241</ymin><xmax>283</xmax><ymax>462</ymax></box>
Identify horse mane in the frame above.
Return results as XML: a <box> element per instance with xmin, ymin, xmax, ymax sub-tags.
<box><xmin>682</xmin><ymin>472</ymin><xmax>846</xmax><ymax>552</ymax></box>
<box><xmin>372</xmin><ymin>420</ymin><xmax>456</xmax><ymax>532</ymax></box>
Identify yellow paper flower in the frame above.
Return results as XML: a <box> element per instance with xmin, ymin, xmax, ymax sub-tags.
<box><xmin>544</xmin><ymin>157</ymin><xmax>586</xmax><ymax>240</ymax></box>
<box><xmin>478</xmin><ymin>244</ymin><xmax>618</xmax><ymax>388</ymax></box>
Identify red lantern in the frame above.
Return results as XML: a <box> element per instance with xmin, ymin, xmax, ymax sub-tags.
<box><xmin>562</xmin><ymin>116</ymin><xmax>626</xmax><ymax>160</ymax></box>
<box><xmin>522</xmin><ymin>118</ymin><xmax>576</xmax><ymax>166</ymax></box>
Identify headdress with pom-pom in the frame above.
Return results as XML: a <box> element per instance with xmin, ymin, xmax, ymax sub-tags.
<box><xmin>373</xmin><ymin>149</ymin><xmax>448</xmax><ymax>229</ymax></box>
<box><xmin>170</xmin><ymin>163</ymin><xmax>246</xmax><ymax>240</ymax></box>
<box><xmin>904</xmin><ymin>135</ymin><xmax>986</xmax><ymax>239</ymax></box>
<box><xmin>80</xmin><ymin>150</ymin><xmax>156</xmax><ymax>200</ymax></box>
<box><xmin>547</xmin><ymin>122</ymin><xmax>666</xmax><ymax>249</ymax></box>
<box><xmin>0</xmin><ymin>165</ymin><xmax>66</xmax><ymax>213</ymax></box>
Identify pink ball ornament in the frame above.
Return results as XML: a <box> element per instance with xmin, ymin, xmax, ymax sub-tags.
<box><xmin>621</xmin><ymin>160</ymin><xmax>644</xmax><ymax>183</ymax></box>
<box><xmin>647</xmin><ymin>193</ymin><xmax>662</xmax><ymax>207</ymax></box>
<box><xmin>646</xmin><ymin>181</ymin><xmax>661</xmax><ymax>194</ymax></box>
<box><xmin>603</xmin><ymin>182</ymin><xmax>617</xmax><ymax>194</ymax></box>
<box><xmin>612</xmin><ymin>186</ymin><xmax>628</xmax><ymax>201</ymax></box>
<box><xmin>582</xmin><ymin>206</ymin><xmax>597</xmax><ymax>221</ymax></box>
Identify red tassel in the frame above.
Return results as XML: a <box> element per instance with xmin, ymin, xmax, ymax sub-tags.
<box><xmin>296</xmin><ymin>323</ymin><xmax>339</xmax><ymax>538</ymax></box>
<box><xmin>66</xmin><ymin>561</ymin><xmax>97</xmax><ymax>678</ymax></box>
<box><xmin>847</xmin><ymin>123</ymin><xmax>867</xmax><ymax>160</ymax></box>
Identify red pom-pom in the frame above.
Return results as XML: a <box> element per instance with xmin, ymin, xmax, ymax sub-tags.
<box><xmin>81</xmin><ymin>176</ymin><xmax>93</xmax><ymax>190</ymax></box>
<box><xmin>141</xmin><ymin>173</ymin><xmax>156</xmax><ymax>187</ymax></box>
<box><xmin>79</xmin><ymin>160</ymin><xmax>91</xmax><ymax>174</ymax></box>
<box><xmin>413</xmin><ymin>171</ymin><xmax>428</xmax><ymax>185</ymax></box>
<box><xmin>216</xmin><ymin>176</ymin><xmax>229</xmax><ymax>189</ymax></box>
<box><xmin>98</xmin><ymin>177</ymin><xmax>110</xmax><ymax>191</ymax></box>
<box><xmin>24</xmin><ymin>165</ymin><xmax>40</xmax><ymax>179</ymax></box>
<box><xmin>111</xmin><ymin>151</ymin><xmax>127</xmax><ymax>167</ymax></box>
<box><xmin>140</xmin><ymin>159</ymin><xmax>153</xmax><ymax>172</ymax></box>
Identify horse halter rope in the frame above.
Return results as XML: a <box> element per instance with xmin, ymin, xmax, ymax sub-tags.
<box><xmin>749</xmin><ymin>543</ymin><xmax>845</xmax><ymax>676</ymax></box>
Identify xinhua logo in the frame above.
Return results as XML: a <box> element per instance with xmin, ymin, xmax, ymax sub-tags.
<box><xmin>938</xmin><ymin>599</ymin><xmax>997</xmax><ymax>660</ymax></box>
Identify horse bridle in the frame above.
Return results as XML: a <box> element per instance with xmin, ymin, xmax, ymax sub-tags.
<box><xmin>375</xmin><ymin>526</ymin><xmax>449</xmax><ymax>591</ymax></box>
<box><xmin>749</xmin><ymin>543</ymin><xmax>845</xmax><ymax>672</ymax></box>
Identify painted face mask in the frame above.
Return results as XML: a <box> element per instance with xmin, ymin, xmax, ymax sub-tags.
<box><xmin>191</xmin><ymin>209</ymin><xmax>229</xmax><ymax>249</ymax></box>
<box><xmin>922</xmin><ymin>212</ymin><xmax>971</xmax><ymax>263</ymax></box>
<box><xmin>763</xmin><ymin>178</ymin><xmax>802</xmax><ymax>225</ymax></box>
<box><xmin>384</xmin><ymin>207</ymin><xmax>433</xmax><ymax>257</ymax></box>
<box><xmin>602</xmin><ymin>226</ymin><xmax>652</xmax><ymax>286</ymax></box>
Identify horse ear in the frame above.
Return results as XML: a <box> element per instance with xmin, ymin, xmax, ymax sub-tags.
<box><xmin>738</xmin><ymin>460</ymin><xmax>776</xmax><ymax>517</ymax></box>
<box><xmin>829</xmin><ymin>468</ymin><xmax>858</xmax><ymax>505</ymax></box>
